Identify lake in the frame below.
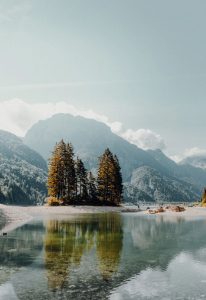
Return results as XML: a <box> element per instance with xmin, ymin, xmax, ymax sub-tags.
<box><xmin>0</xmin><ymin>212</ymin><xmax>206</xmax><ymax>299</ymax></box>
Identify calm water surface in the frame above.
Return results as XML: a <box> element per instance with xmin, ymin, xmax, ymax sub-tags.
<box><xmin>0</xmin><ymin>213</ymin><xmax>206</xmax><ymax>299</ymax></box>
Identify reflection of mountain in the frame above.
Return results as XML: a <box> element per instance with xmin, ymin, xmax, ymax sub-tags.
<box><xmin>2</xmin><ymin>215</ymin><xmax>206</xmax><ymax>299</ymax></box>
<box><xmin>0</xmin><ymin>222</ymin><xmax>44</xmax><ymax>286</ymax></box>
<box><xmin>44</xmin><ymin>214</ymin><xmax>123</xmax><ymax>289</ymax></box>
<box><xmin>122</xmin><ymin>215</ymin><xmax>206</xmax><ymax>275</ymax></box>
<box><xmin>0</xmin><ymin>223</ymin><xmax>44</xmax><ymax>268</ymax></box>
<box><xmin>110</xmin><ymin>252</ymin><xmax>206</xmax><ymax>300</ymax></box>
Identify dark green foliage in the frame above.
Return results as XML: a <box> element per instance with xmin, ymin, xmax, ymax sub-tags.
<box><xmin>75</xmin><ymin>158</ymin><xmax>88</xmax><ymax>202</ymax></box>
<box><xmin>87</xmin><ymin>172</ymin><xmax>97</xmax><ymax>204</ymax></box>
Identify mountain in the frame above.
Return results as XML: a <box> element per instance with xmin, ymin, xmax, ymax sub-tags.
<box><xmin>24</xmin><ymin>113</ymin><xmax>164</xmax><ymax>181</ymax></box>
<box><xmin>0</xmin><ymin>130</ymin><xmax>47</xmax><ymax>205</ymax></box>
<box><xmin>147</xmin><ymin>149</ymin><xmax>206</xmax><ymax>191</ymax></box>
<box><xmin>24</xmin><ymin>114</ymin><xmax>205</xmax><ymax>203</ymax></box>
<box><xmin>124</xmin><ymin>166</ymin><xmax>200</xmax><ymax>204</ymax></box>
<box><xmin>180</xmin><ymin>155</ymin><xmax>206</xmax><ymax>170</ymax></box>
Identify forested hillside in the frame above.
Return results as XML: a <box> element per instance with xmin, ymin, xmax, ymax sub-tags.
<box><xmin>0</xmin><ymin>130</ymin><xmax>47</xmax><ymax>205</ymax></box>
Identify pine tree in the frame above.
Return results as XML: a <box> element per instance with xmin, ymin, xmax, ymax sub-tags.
<box><xmin>48</xmin><ymin>143</ymin><xmax>122</xmax><ymax>206</ymax></box>
<box><xmin>97</xmin><ymin>148</ymin><xmax>122</xmax><ymax>205</ymax></box>
<box><xmin>47</xmin><ymin>143</ymin><xmax>61</xmax><ymax>201</ymax></box>
<box><xmin>113</xmin><ymin>155</ymin><xmax>123</xmax><ymax>205</ymax></box>
<box><xmin>64</xmin><ymin>143</ymin><xmax>76</xmax><ymax>204</ymax></box>
<box><xmin>87</xmin><ymin>171</ymin><xmax>97</xmax><ymax>204</ymax></box>
<box><xmin>75</xmin><ymin>158</ymin><xmax>88</xmax><ymax>202</ymax></box>
<box><xmin>56</xmin><ymin>140</ymin><xmax>67</xmax><ymax>200</ymax></box>
<box><xmin>47</xmin><ymin>140</ymin><xmax>76</xmax><ymax>204</ymax></box>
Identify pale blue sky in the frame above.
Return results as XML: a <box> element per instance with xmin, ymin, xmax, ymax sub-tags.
<box><xmin>0</xmin><ymin>0</ymin><xmax>206</xmax><ymax>156</ymax></box>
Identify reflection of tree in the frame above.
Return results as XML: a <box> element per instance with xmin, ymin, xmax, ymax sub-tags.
<box><xmin>44</xmin><ymin>219</ymin><xmax>94</xmax><ymax>290</ymax></box>
<box><xmin>96</xmin><ymin>214</ymin><xmax>123</xmax><ymax>280</ymax></box>
<box><xmin>44</xmin><ymin>214</ymin><xmax>123</xmax><ymax>289</ymax></box>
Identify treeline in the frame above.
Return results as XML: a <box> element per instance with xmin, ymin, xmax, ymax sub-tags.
<box><xmin>47</xmin><ymin>140</ymin><xmax>123</xmax><ymax>206</ymax></box>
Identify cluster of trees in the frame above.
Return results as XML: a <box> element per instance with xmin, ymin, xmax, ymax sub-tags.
<box><xmin>47</xmin><ymin>140</ymin><xmax>123</xmax><ymax>206</ymax></box>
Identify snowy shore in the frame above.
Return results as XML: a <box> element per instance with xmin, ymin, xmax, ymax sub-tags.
<box><xmin>0</xmin><ymin>204</ymin><xmax>140</xmax><ymax>234</ymax></box>
<box><xmin>0</xmin><ymin>204</ymin><xmax>206</xmax><ymax>234</ymax></box>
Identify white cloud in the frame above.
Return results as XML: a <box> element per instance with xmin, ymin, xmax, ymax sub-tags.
<box><xmin>122</xmin><ymin>128</ymin><xmax>166</xmax><ymax>150</ymax></box>
<box><xmin>171</xmin><ymin>147</ymin><xmax>206</xmax><ymax>163</ymax></box>
<box><xmin>0</xmin><ymin>99</ymin><xmax>166</xmax><ymax>152</ymax></box>
<box><xmin>0</xmin><ymin>99</ymin><xmax>123</xmax><ymax>137</ymax></box>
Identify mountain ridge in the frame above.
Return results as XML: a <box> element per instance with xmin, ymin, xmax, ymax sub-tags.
<box><xmin>0</xmin><ymin>130</ymin><xmax>47</xmax><ymax>205</ymax></box>
<box><xmin>23</xmin><ymin>113</ymin><xmax>205</xmax><ymax>203</ymax></box>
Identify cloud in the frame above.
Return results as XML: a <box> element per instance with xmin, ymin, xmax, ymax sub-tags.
<box><xmin>0</xmin><ymin>0</ymin><xmax>32</xmax><ymax>28</ymax></box>
<box><xmin>171</xmin><ymin>147</ymin><xmax>206</xmax><ymax>163</ymax></box>
<box><xmin>122</xmin><ymin>128</ymin><xmax>166</xmax><ymax>150</ymax></box>
<box><xmin>0</xmin><ymin>99</ymin><xmax>123</xmax><ymax>137</ymax></box>
<box><xmin>0</xmin><ymin>99</ymin><xmax>165</xmax><ymax>151</ymax></box>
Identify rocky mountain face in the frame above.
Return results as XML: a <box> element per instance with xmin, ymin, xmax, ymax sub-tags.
<box><xmin>147</xmin><ymin>149</ymin><xmax>206</xmax><ymax>191</ymax></box>
<box><xmin>24</xmin><ymin>113</ymin><xmax>164</xmax><ymax>181</ymax></box>
<box><xmin>23</xmin><ymin>114</ymin><xmax>205</xmax><ymax>204</ymax></box>
<box><xmin>0</xmin><ymin>130</ymin><xmax>47</xmax><ymax>205</ymax></box>
<box><xmin>124</xmin><ymin>166</ymin><xmax>200</xmax><ymax>204</ymax></box>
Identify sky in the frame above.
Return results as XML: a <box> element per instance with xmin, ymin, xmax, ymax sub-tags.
<box><xmin>0</xmin><ymin>0</ymin><xmax>206</xmax><ymax>161</ymax></box>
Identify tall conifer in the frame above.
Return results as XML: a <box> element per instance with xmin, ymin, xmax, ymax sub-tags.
<box><xmin>87</xmin><ymin>171</ymin><xmax>97</xmax><ymax>203</ymax></box>
<box><xmin>64</xmin><ymin>143</ymin><xmax>76</xmax><ymax>203</ymax></box>
<box><xmin>47</xmin><ymin>143</ymin><xmax>62</xmax><ymax>200</ymax></box>
<box><xmin>97</xmin><ymin>148</ymin><xmax>122</xmax><ymax>205</ymax></box>
<box><xmin>75</xmin><ymin>158</ymin><xmax>88</xmax><ymax>201</ymax></box>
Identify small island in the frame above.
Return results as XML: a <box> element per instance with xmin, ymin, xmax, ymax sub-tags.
<box><xmin>47</xmin><ymin>140</ymin><xmax>123</xmax><ymax>206</ymax></box>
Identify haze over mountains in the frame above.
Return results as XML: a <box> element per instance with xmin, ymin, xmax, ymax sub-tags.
<box><xmin>0</xmin><ymin>113</ymin><xmax>205</xmax><ymax>204</ymax></box>
<box><xmin>23</xmin><ymin>113</ymin><xmax>205</xmax><ymax>203</ymax></box>
<box><xmin>180</xmin><ymin>155</ymin><xmax>206</xmax><ymax>170</ymax></box>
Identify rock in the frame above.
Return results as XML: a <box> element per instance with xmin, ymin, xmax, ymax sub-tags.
<box><xmin>148</xmin><ymin>210</ymin><xmax>156</xmax><ymax>214</ymax></box>
<box><xmin>148</xmin><ymin>207</ymin><xmax>165</xmax><ymax>214</ymax></box>
<box><xmin>156</xmin><ymin>207</ymin><xmax>165</xmax><ymax>213</ymax></box>
<box><xmin>170</xmin><ymin>205</ymin><xmax>185</xmax><ymax>212</ymax></box>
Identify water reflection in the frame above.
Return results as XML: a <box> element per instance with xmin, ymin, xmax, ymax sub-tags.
<box><xmin>96</xmin><ymin>214</ymin><xmax>123</xmax><ymax>280</ymax></box>
<box><xmin>1</xmin><ymin>214</ymin><xmax>206</xmax><ymax>299</ymax></box>
<box><xmin>44</xmin><ymin>213</ymin><xmax>123</xmax><ymax>290</ymax></box>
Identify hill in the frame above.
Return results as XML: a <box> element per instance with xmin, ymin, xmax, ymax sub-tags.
<box><xmin>124</xmin><ymin>166</ymin><xmax>200</xmax><ymax>204</ymax></box>
<box><xmin>0</xmin><ymin>130</ymin><xmax>47</xmax><ymax>205</ymax></box>
<box><xmin>24</xmin><ymin>114</ymin><xmax>164</xmax><ymax>181</ymax></box>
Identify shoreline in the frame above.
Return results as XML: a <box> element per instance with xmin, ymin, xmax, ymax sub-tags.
<box><xmin>0</xmin><ymin>204</ymin><xmax>206</xmax><ymax>235</ymax></box>
<box><xmin>0</xmin><ymin>204</ymin><xmax>140</xmax><ymax>234</ymax></box>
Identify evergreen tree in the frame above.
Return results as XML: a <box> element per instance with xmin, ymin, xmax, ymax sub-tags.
<box><xmin>87</xmin><ymin>171</ymin><xmax>97</xmax><ymax>203</ymax></box>
<box><xmin>47</xmin><ymin>140</ymin><xmax>76</xmax><ymax>204</ymax></box>
<box><xmin>48</xmin><ymin>143</ymin><xmax>122</xmax><ymax>206</ymax></box>
<box><xmin>113</xmin><ymin>155</ymin><xmax>123</xmax><ymax>205</ymax></box>
<box><xmin>64</xmin><ymin>143</ymin><xmax>76</xmax><ymax>203</ymax></box>
<box><xmin>97</xmin><ymin>148</ymin><xmax>122</xmax><ymax>205</ymax></box>
<box><xmin>75</xmin><ymin>158</ymin><xmax>88</xmax><ymax>202</ymax></box>
<box><xmin>56</xmin><ymin>140</ymin><xmax>67</xmax><ymax>200</ymax></box>
<box><xmin>47</xmin><ymin>143</ymin><xmax>61</xmax><ymax>200</ymax></box>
